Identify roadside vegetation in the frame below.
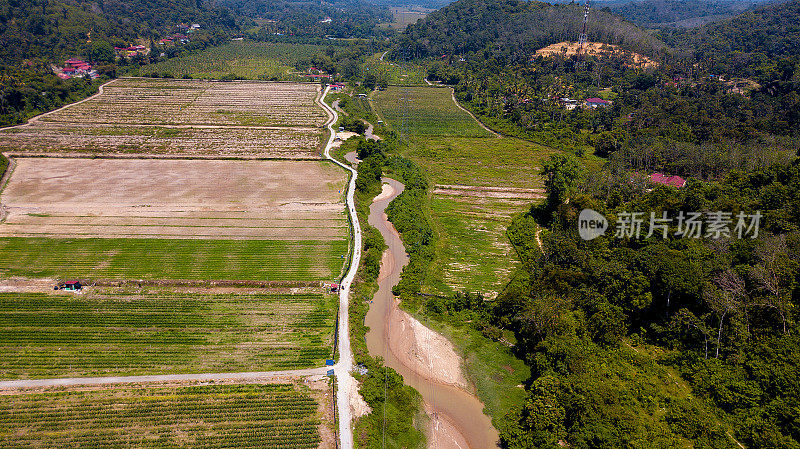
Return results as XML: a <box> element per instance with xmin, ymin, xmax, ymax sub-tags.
<box><xmin>343</xmin><ymin>135</ymin><xmax>427</xmax><ymax>449</ymax></box>
<box><xmin>0</xmin><ymin>383</ymin><xmax>322</xmax><ymax>448</ymax></box>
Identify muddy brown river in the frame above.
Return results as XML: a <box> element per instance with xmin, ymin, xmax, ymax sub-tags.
<box><xmin>364</xmin><ymin>178</ymin><xmax>499</xmax><ymax>449</ymax></box>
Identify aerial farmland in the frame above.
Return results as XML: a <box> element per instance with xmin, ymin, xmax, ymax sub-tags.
<box><xmin>0</xmin><ymin>78</ymin><xmax>327</xmax><ymax>158</ymax></box>
<box><xmin>0</xmin><ymin>78</ymin><xmax>345</xmax><ymax>448</ymax></box>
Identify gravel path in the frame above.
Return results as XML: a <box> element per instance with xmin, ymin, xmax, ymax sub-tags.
<box><xmin>320</xmin><ymin>85</ymin><xmax>360</xmax><ymax>449</ymax></box>
<box><xmin>0</xmin><ymin>368</ymin><xmax>329</xmax><ymax>390</ymax></box>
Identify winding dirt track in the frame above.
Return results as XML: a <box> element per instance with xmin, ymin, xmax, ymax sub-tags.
<box><xmin>319</xmin><ymin>85</ymin><xmax>360</xmax><ymax>449</ymax></box>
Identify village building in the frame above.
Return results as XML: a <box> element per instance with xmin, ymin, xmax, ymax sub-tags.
<box><xmin>584</xmin><ymin>97</ymin><xmax>611</xmax><ymax>108</ymax></box>
<box><xmin>650</xmin><ymin>173</ymin><xmax>687</xmax><ymax>188</ymax></box>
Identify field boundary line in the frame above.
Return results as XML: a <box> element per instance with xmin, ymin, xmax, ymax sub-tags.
<box><xmin>449</xmin><ymin>88</ymin><xmax>502</xmax><ymax>138</ymax></box>
<box><xmin>0</xmin><ymin>368</ymin><xmax>330</xmax><ymax>390</ymax></box>
<box><xmin>1</xmin><ymin>153</ymin><xmax>324</xmax><ymax>162</ymax></box>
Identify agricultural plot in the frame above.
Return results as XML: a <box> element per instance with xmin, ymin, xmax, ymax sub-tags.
<box><xmin>0</xmin><ymin>291</ymin><xmax>336</xmax><ymax>378</ymax></box>
<box><xmin>372</xmin><ymin>86</ymin><xmax>492</xmax><ymax>137</ymax></box>
<box><xmin>0</xmin><ymin>158</ymin><xmax>348</xmax><ymax>281</ymax></box>
<box><xmin>0</xmin><ymin>383</ymin><xmax>323</xmax><ymax>448</ymax></box>
<box><xmin>0</xmin><ymin>237</ymin><xmax>347</xmax><ymax>281</ymax></box>
<box><xmin>361</xmin><ymin>54</ymin><xmax>427</xmax><ymax>86</ymax></box>
<box><xmin>424</xmin><ymin>196</ymin><xmax>530</xmax><ymax>298</ymax></box>
<box><xmin>0</xmin><ymin>78</ymin><xmax>327</xmax><ymax>158</ymax></box>
<box><xmin>373</xmin><ymin>86</ymin><xmax>559</xmax><ymax>295</ymax></box>
<box><xmin>138</xmin><ymin>41</ymin><xmax>329</xmax><ymax>80</ymax></box>
<box><xmin>0</xmin><ymin>158</ymin><xmax>347</xmax><ymax>240</ymax></box>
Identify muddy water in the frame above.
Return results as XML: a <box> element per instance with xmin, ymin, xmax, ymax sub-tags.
<box><xmin>364</xmin><ymin>178</ymin><xmax>499</xmax><ymax>449</ymax></box>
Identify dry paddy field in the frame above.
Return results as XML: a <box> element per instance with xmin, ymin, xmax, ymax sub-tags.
<box><xmin>0</xmin><ymin>78</ymin><xmax>327</xmax><ymax>158</ymax></box>
<box><xmin>0</xmin><ymin>158</ymin><xmax>346</xmax><ymax>240</ymax></box>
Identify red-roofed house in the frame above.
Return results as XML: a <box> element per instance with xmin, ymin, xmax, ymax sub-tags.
<box><xmin>585</xmin><ymin>97</ymin><xmax>611</xmax><ymax>108</ymax></box>
<box><xmin>64</xmin><ymin>58</ymin><xmax>86</xmax><ymax>69</ymax></box>
<box><xmin>650</xmin><ymin>173</ymin><xmax>686</xmax><ymax>188</ymax></box>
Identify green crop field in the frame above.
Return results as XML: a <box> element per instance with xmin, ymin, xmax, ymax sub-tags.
<box><xmin>409</xmin><ymin>136</ymin><xmax>561</xmax><ymax>189</ymax></box>
<box><xmin>0</xmin><ymin>291</ymin><xmax>336</xmax><ymax>378</ymax></box>
<box><xmin>372</xmin><ymin>86</ymin><xmax>492</xmax><ymax>137</ymax></box>
<box><xmin>0</xmin><ymin>383</ymin><xmax>322</xmax><ymax>448</ymax></box>
<box><xmin>424</xmin><ymin>196</ymin><xmax>530</xmax><ymax>297</ymax></box>
<box><xmin>0</xmin><ymin>237</ymin><xmax>348</xmax><ymax>282</ymax></box>
<box><xmin>136</xmin><ymin>41</ymin><xmax>327</xmax><ymax>80</ymax></box>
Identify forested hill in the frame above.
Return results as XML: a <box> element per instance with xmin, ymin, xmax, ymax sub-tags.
<box><xmin>0</xmin><ymin>0</ymin><xmax>240</xmax><ymax>63</ymax></box>
<box><xmin>663</xmin><ymin>0</ymin><xmax>800</xmax><ymax>70</ymax></box>
<box><xmin>394</xmin><ymin>0</ymin><xmax>665</xmax><ymax>61</ymax></box>
<box><xmin>217</xmin><ymin>0</ymin><xmax>390</xmax><ymax>38</ymax></box>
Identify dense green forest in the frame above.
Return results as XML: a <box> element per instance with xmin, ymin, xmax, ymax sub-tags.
<box><xmin>660</xmin><ymin>0</ymin><xmax>800</xmax><ymax>73</ymax></box>
<box><xmin>606</xmin><ymin>0</ymin><xmax>758</xmax><ymax>28</ymax></box>
<box><xmin>219</xmin><ymin>0</ymin><xmax>391</xmax><ymax>39</ymax></box>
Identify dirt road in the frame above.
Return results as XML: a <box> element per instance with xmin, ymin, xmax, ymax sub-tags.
<box><xmin>0</xmin><ymin>368</ymin><xmax>329</xmax><ymax>390</ymax></box>
<box><xmin>320</xmin><ymin>85</ymin><xmax>360</xmax><ymax>449</ymax></box>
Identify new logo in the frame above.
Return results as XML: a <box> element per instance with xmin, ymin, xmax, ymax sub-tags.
<box><xmin>578</xmin><ymin>209</ymin><xmax>608</xmax><ymax>240</ymax></box>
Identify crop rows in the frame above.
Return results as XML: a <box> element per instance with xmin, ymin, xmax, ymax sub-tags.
<box><xmin>0</xmin><ymin>123</ymin><xmax>322</xmax><ymax>158</ymax></box>
<box><xmin>0</xmin><ymin>292</ymin><xmax>336</xmax><ymax>378</ymax></box>
<box><xmin>372</xmin><ymin>86</ymin><xmax>492</xmax><ymax>137</ymax></box>
<box><xmin>0</xmin><ymin>237</ymin><xmax>348</xmax><ymax>282</ymax></box>
<box><xmin>40</xmin><ymin>79</ymin><xmax>326</xmax><ymax>127</ymax></box>
<box><xmin>0</xmin><ymin>384</ymin><xmax>321</xmax><ymax>448</ymax></box>
<box><xmin>0</xmin><ymin>78</ymin><xmax>328</xmax><ymax>158</ymax></box>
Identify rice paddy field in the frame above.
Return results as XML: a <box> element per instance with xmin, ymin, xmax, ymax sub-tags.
<box><xmin>372</xmin><ymin>86</ymin><xmax>492</xmax><ymax>137</ymax></box>
<box><xmin>424</xmin><ymin>196</ymin><xmax>531</xmax><ymax>298</ymax></box>
<box><xmin>0</xmin><ymin>383</ymin><xmax>325</xmax><ymax>448</ymax></box>
<box><xmin>0</xmin><ymin>78</ymin><xmax>327</xmax><ymax>158</ymax></box>
<box><xmin>0</xmin><ymin>158</ymin><xmax>348</xmax><ymax>240</ymax></box>
<box><xmin>0</xmin><ymin>291</ymin><xmax>337</xmax><ymax>378</ymax></box>
<box><xmin>0</xmin><ymin>237</ymin><xmax>348</xmax><ymax>281</ymax></box>
<box><xmin>137</xmin><ymin>41</ymin><xmax>328</xmax><ymax>80</ymax></box>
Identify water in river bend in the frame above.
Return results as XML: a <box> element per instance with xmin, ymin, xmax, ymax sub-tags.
<box><xmin>364</xmin><ymin>178</ymin><xmax>499</xmax><ymax>449</ymax></box>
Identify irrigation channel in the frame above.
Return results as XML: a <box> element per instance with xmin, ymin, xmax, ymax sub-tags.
<box><xmin>365</xmin><ymin>178</ymin><xmax>499</xmax><ymax>449</ymax></box>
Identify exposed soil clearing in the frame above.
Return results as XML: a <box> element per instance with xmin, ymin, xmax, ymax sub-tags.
<box><xmin>535</xmin><ymin>41</ymin><xmax>657</xmax><ymax>69</ymax></box>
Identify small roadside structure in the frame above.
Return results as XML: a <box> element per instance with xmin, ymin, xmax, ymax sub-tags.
<box><xmin>330</xmin><ymin>283</ymin><xmax>339</xmax><ymax>293</ymax></box>
<box><xmin>650</xmin><ymin>173</ymin><xmax>686</xmax><ymax>188</ymax></box>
